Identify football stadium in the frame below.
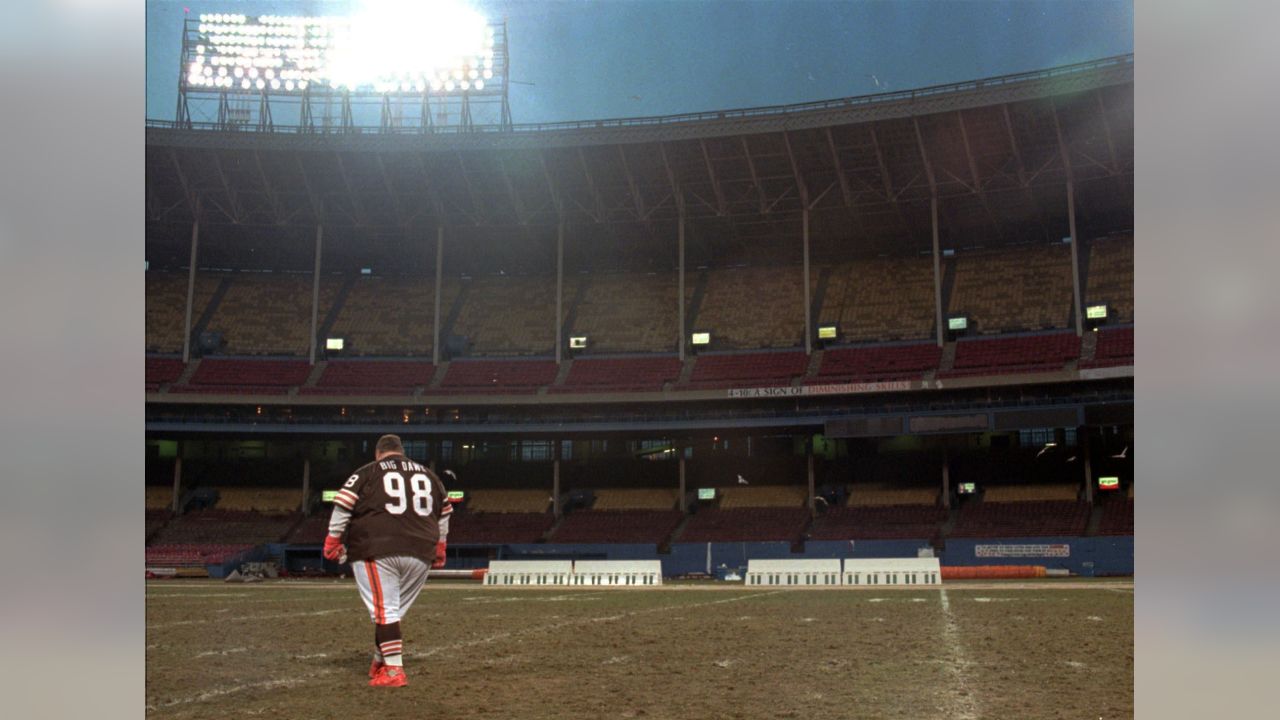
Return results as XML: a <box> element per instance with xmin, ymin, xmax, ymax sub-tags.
<box><xmin>145</xmin><ymin>5</ymin><xmax>1133</xmax><ymax>717</ymax></box>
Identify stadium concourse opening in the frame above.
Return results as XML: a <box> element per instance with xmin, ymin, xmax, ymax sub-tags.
<box><xmin>146</xmin><ymin>51</ymin><xmax>1132</xmax><ymax>581</ymax></box>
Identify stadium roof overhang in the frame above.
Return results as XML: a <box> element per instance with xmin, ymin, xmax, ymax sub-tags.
<box><xmin>145</xmin><ymin>55</ymin><xmax>1132</xmax><ymax>268</ymax></box>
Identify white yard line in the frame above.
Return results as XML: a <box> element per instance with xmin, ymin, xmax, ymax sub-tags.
<box><xmin>147</xmin><ymin>590</ymin><xmax>788</xmax><ymax>712</ymax></box>
<box><xmin>147</xmin><ymin>608</ymin><xmax>347</xmax><ymax>630</ymax></box>
<box><xmin>411</xmin><ymin>589</ymin><xmax>789</xmax><ymax>659</ymax></box>
<box><xmin>146</xmin><ymin>670</ymin><xmax>334</xmax><ymax>713</ymax></box>
<box><xmin>937</xmin><ymin>588</ymin><xmax>981</xmax><ymax>720</ymax></box>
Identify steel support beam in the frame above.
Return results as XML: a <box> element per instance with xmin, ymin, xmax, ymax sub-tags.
<box><xmin>1053</xmin><ymin>102</ymin><xmax>1085</xmax><ymax>337</ymax></box>
<box><xmin>931</xmin><ymin>196</ymin><xmax>945</xmax><ymax>347</ymax></box>
<box><xmin>941</xmin><ymin>451</ymin><xmax>951</xmax><ymax>509</ymax></box>
<box><xmin>1082</xmin><ymin>429</ymin><xmax>1094</xmax><ymax>504</ymax></box>
<box><xmin>182</xmin><ymin>212</ymin><xmax>200</xmax><ymax>363</ymax></box>
<box><xmin>301</xmin><ymin>458</ymin><xmax>311</xmax><ymax>515</ymax></box>
<box><xmin>678</xmin><ymin>455</ymin><xmax>687</xmax><ymax>513</ymax></box>
<box><xmin>807</xmin><ymin>450</ymin><xmax>816</xmax><ymax>516</ymax></box>
<box><xmin>678</xmin><ymin>211</ymin><xmax>686</xmax><ymax>362</ymax></box>
<box><xmin>556</xmin><ymin>220</ymin><xmax>565</xmax><ymax>364</ymax></box>
<box><xmin>1066</xmin><ymin>179</ymin><xmax>1084</xmax><ymax>336</ymax></box>
<box><xmin>309</xmin><ymin>224</ymin><xmax>323</xmax><ymax>365</ymax></box>
<box><xmin>172</xmin><ymin>452</ymin><xmax>183</xmax><ymax>514</ymax></box>
<box><xmin>553</xmin><ymin>451</ymin><xmax>562</xmax><ymax>519</ymax></box>
<box><xmin>433</xmin><ymin>226</ymin><xmax>444</xmax><ymax>364</ymax></box>
<box><xmin>803</xmin><ymin>207</ymin><xmax>812</xmax><ymax>355</ymax></box>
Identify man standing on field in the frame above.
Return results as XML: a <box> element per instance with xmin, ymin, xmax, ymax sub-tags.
<box><xmin>323</xmin><ymin>434</ymin><xmax>451</xmax><ymax>687</ymax></box>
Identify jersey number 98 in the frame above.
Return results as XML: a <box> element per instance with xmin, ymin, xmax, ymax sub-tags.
<box><xmin>382</xmin><ymin>472</ymin><xmax>433</xmax><ymax>516</ymax></box>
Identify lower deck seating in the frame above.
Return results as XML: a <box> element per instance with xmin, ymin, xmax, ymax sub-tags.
<box><xmin>146</xmin><ymin>357</ymin><xmax>186</xmax><ymax>389</ymax></box>
<box><xmin>940</xmin><ymin>332</ymin><xmax>1080</xmax><ymax>378</ymax></box>
<box><xmin>1080</xmin><ymin>326</ymin><xmax>1133</xmax><ymax>369</ymax></box>
<box><xmin>213</xmin><ymin>487</ymin><xmax>301</xmax><ymax>513</ymax></box>
<box><xmin>807</xmin><ymin>343</ymin><xmax>941</xmax><ymax>384</ymax></box>
<box><xmin>146</xmin><ymin>509</ymin><xmax>171</xmax><ymax>538</ymax></box>
<box><xmin>950</xmin><ymin>500</ymin><xmax>1090</xmax><ymax>537</ymax></box>
<box><xmin>288</xmin><ymin>515</ymin><xmax>331</xmax><ymax>544</ymax></box>
<box><xmin>549</xmin><ymin>510</ymin><xmax>684</xmax><ymax>544</ymax></box>
<box><xmin>448</xmin><ymin>511</ymin><xmax>555</xmax><ymax>544</ymax></box>
<box><xmin>1097</xmin><ymin>496</ymin><xmax>1134</xmax><ymax>536</ymax></box>
<box><xmin>436</xmin><ymin>359</ymin><xmax>558</xmax><ymax>394</ymax></box>
<box><xmin>982</xmin><ymin>484</ymin><xmax>1080</xmax><ymax>503</ymax></box>
<box><xmin>171</xmin><ymin>358</ymin><xmax>312</xmax><ymax>394</ymax></box>
<box><xmin>682</xmin><ymin>351</ymin><xmax>808</xmax><ymax>390</ymax></box>
<box><xmin>145</xmin><ymin>544</ymin><xmax>253</xmax><ymax>567</ymax></box>
<box><xmin>718</xmin><ymin>486</ymin><xmax>808</xmax><ymax>509</ymax></box>
<box><xmin>847</xmin><ymin>484</ymin><xmax>940</xmax><ymax>507</ymax></box>
<box><xmin>149</xmin><ymin>510</ymin><xmax>298</xmax><ymax>545</ymax></box>
<box><xmin>677</xmin><ymin>507</ymin><xmax>809</xmax><ymax>543</ymax></box>
<box><xmin>808</xmin><ymin>505</ymin><xmax>947</xmax><ymax>540</ymax></box>
<box><xmin>554</xmin><ymin>356</ymin><xmax>683</xmax><ymax>394</ymax></box>
<box><xmin>302</xmin><ymin>359</ymin><xmax>436</xmax><ymax>395</ymax></box>
<box><xmin>146</xmin><ymin>486</ymin><xmax>174</xmax><ymax>511</ymax></box>
<box><xmin>590</xmin><ymin>488</ymin><xmax>678</xmax><ymax>511</ymax></box>
<box><xmin>465</xmin><ymin>490</ymin><xmax>552</xmax><ymax>514</ymax></box>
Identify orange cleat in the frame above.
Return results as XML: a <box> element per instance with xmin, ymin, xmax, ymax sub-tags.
<box><xmin>369</xmin><ymin>658</ymin><xmax>384</xmax><ymax>679</ymax></box>
<box><xmin>368</xmin><ymin>665</ymin><xmax>407</xmax><ymax>688</ymax></box>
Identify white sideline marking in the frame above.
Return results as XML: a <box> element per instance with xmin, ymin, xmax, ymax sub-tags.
<box><xmin>190</xmin><ymin>645</ymin><xmax>245</xmax><ymax>655</ymax></box>
<box><xmin>147</xmin><ymin>608</ymin><xmax>346</xmax><ymax>629</ymax></box>
<box><xmin>410</xmin><ymin>590</ymin><xmax>788</xmax><ymax>660</ymax></box>
<box><xmin>146</xmin><ymin>670</ymin><xmax>334</xmax><ymax>712</ymax></box>
<box><xmin>938</xmin><ymin>588</ymin><xmax>980</xmax><ymax>720</ymax></box>
<box><xmin>148</xmin><ymin>590</ymin><xmax>787</xmax><ymax>712</ymax></box>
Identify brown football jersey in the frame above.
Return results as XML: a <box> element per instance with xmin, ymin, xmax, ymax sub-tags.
<box><xmin>333</xmin><ymin>454</ymin><xmax>451</xmax><ymax>563</ymax></box>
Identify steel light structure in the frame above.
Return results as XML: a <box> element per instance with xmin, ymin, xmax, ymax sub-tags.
<box><xmin>175</xmin><ymin>5</ymin><xmax>511</xmax><ymax>131</ymax></box>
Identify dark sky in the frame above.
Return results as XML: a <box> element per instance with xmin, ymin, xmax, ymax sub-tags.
<box><xmin>146</xmin><ymin>0</ymin><xmax>1134</xmax><ymax>124</ymax></box>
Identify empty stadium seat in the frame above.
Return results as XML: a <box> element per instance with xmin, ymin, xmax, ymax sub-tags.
<box><xmin>145</xmin><ymin>544</ymin><xmax>254</xmax><ymax>567</ymax></box>
<box><xmin>206</xmin><ymin>273</ymin><xmax>340</xmax><ymax>356</ymax></box>
<box><xmin>817</xmin><ymin>257</ymin><xmax>937</xmax><ymax>343</ymax></box>
<box><xmin>982</xmin><ymin>484</ymin><xmax>1080</xmax><ymax>503</ymax></box>
<box><xmin>677</xmin><ymin>507</ymin><xmax>809</xmax><ymax>543</ymax></box>
<box><xmin>172</xmin><ymin>358</ymin><xmax>311</xmax><ymax>394</ymax></box>
<box><xmin>451</xmin><ymin>275</ymin><xmax>557</xmax><ymax>355</ymax></box>
<box><xmin>718</xmin><ymin>486</ymin><xmax>808</xmax><ymax>508</ymax></box>
<box><xmin>570</xmin><ymin>273</ymin><xmax>679</xmax><ymax>353</ymax></box>
<box><xmin>847</xmin><ymin>484</ymin><xmax>939</xmax><ymax>507</ymax></box>
<box><xmin>145</xmin><ymin>357</ymin><xmax>186</xmax><ymax>388</ymax></box>
<box><xmin>327</xmin><ymin>276</ymin><xmax>458</xmax><ymax>357</ymax></box>
<box><xmin>213</xmin><ymin>487</ymin><xmax>301</xmax><ymax>513</ymax></box>
<box><xmin>939</xmin><ymin>332</ymin><xmax>1080</xmax><ymax>378</ymax></box>
<box><xmin>448</xmin><ymin>512</ymin><xmax>555</xmax><ymax>544</ymax></box>
<box><xmin>436</xmin><ymin>359</ymin><xmax>558</xmax><ymax>394</ymax></box>
<box><xmin>555</xmin><ymin>356</ymin><xmax>682</xmax><ymax>394</ymax></box>
<box><xmin>302</xmin><ymin>359</ymin><xmax>435</xmax><ymax>395</ymax></box>
<box><xmin>807</xmin><ymin>343</ymin><xmax>940</xmax><ymax>384</ymax></box>
<box><xmin>809</xmin><ymin>506</ymin><xmax>946</xmax><ymax>540</ymax></box>
<box><xmin>549</xmin><ymin>510</ymin><xmax>684</xmax><ymax>544</ymax></box>
<box><xmin>948</xmin><ymin>244</ymin><xmax>1074</xmax><ymax>334</ymax></box>
<box><xmin>590</xmin><ymin>488</ymin><xmax>679</xmax><ymax>511</ymax></box>
<box><xmin>682</xmin><ymin>351</ymin><xmax>808</xmax><ymax>390</ymax></box>
<box><xmin>696</xmin><ymin>267</ymin><xmax>804</xmax><ymax>349</ymax></box>
<box><xmin>1085</xmin><ymin>235</ymin><xmax>1134</xmax><ymax>324</ymax></box>
<box><xmin>1080</xmin><ymin>326</ymin><xmax>1133</xmax><ymax>369</ymax></box>
<box><xmin>465</xmin><ymin>490</ymin><xmax>552</xmax><ymax>514</ymax></box>
<box><xmin>950</xmin><ymin>500</ymin><xmax>1090</xmax><ymax>537</ymax></box>
<box><xmin>1097</xmin><ymin>495</ymin><xmax>1134</xmax><ymax>536</ymax></box>
<box><xmin>149</xmin><ymin>509</ymin><xmax>298</xmax><ymax>546</ymax></box>
<box><xmin>146</xmin><ymin>272</ymin><xmax>220</xmax><ymax>353</ymax></box>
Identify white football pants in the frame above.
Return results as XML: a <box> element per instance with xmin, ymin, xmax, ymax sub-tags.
<box><xmin>351</xmin><ymin>555</ymin><xmax>430</xmax><ymax>625</ymax></box>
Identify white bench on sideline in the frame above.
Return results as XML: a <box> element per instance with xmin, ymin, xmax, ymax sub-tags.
<box><xmin>483</xmin><ymin>560</ymin><xmax>574</xmax><ymax>586</ymax></box>
<box><xmin>571</xmin><ymin>560</ymin><xmax>663</xmax><ymax>586</ymax></box>
<box><xmin>841</xmin><ymin>558</ymin><xmax>941</xmax><ymax>586</ymax></box>
<box><xmin>746</xmin><ymin>559</ymin><xmax>842</xmax><ymax>586</ymax></box>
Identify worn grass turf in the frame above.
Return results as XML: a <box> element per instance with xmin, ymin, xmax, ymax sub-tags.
<box><xmin>145</xmin><ymin>580</ymin><xmax>1133</xmax><ymax>719</ymax></box>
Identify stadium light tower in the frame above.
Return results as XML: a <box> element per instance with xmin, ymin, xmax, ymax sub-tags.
<box><xmin>175</xmin><ymin>1</ymin><xmax>511</xmax><ymax>132</ymax></box>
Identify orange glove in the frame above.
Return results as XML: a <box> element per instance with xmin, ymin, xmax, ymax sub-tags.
<box><xmin>431</xmin><ymin>540</ymin><xmax>447</xmax><ymax>569</ymax></box>
<box><xmin>323</xmin><ymin>535</ymin><xmax>347</xmax><ymax>563</ymax></box>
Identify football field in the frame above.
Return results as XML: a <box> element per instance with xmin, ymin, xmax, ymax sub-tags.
<box><xmin>146</xmin><ymin>579</ymin><xmax>1133</xmax><ymax>719</ymax></box>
